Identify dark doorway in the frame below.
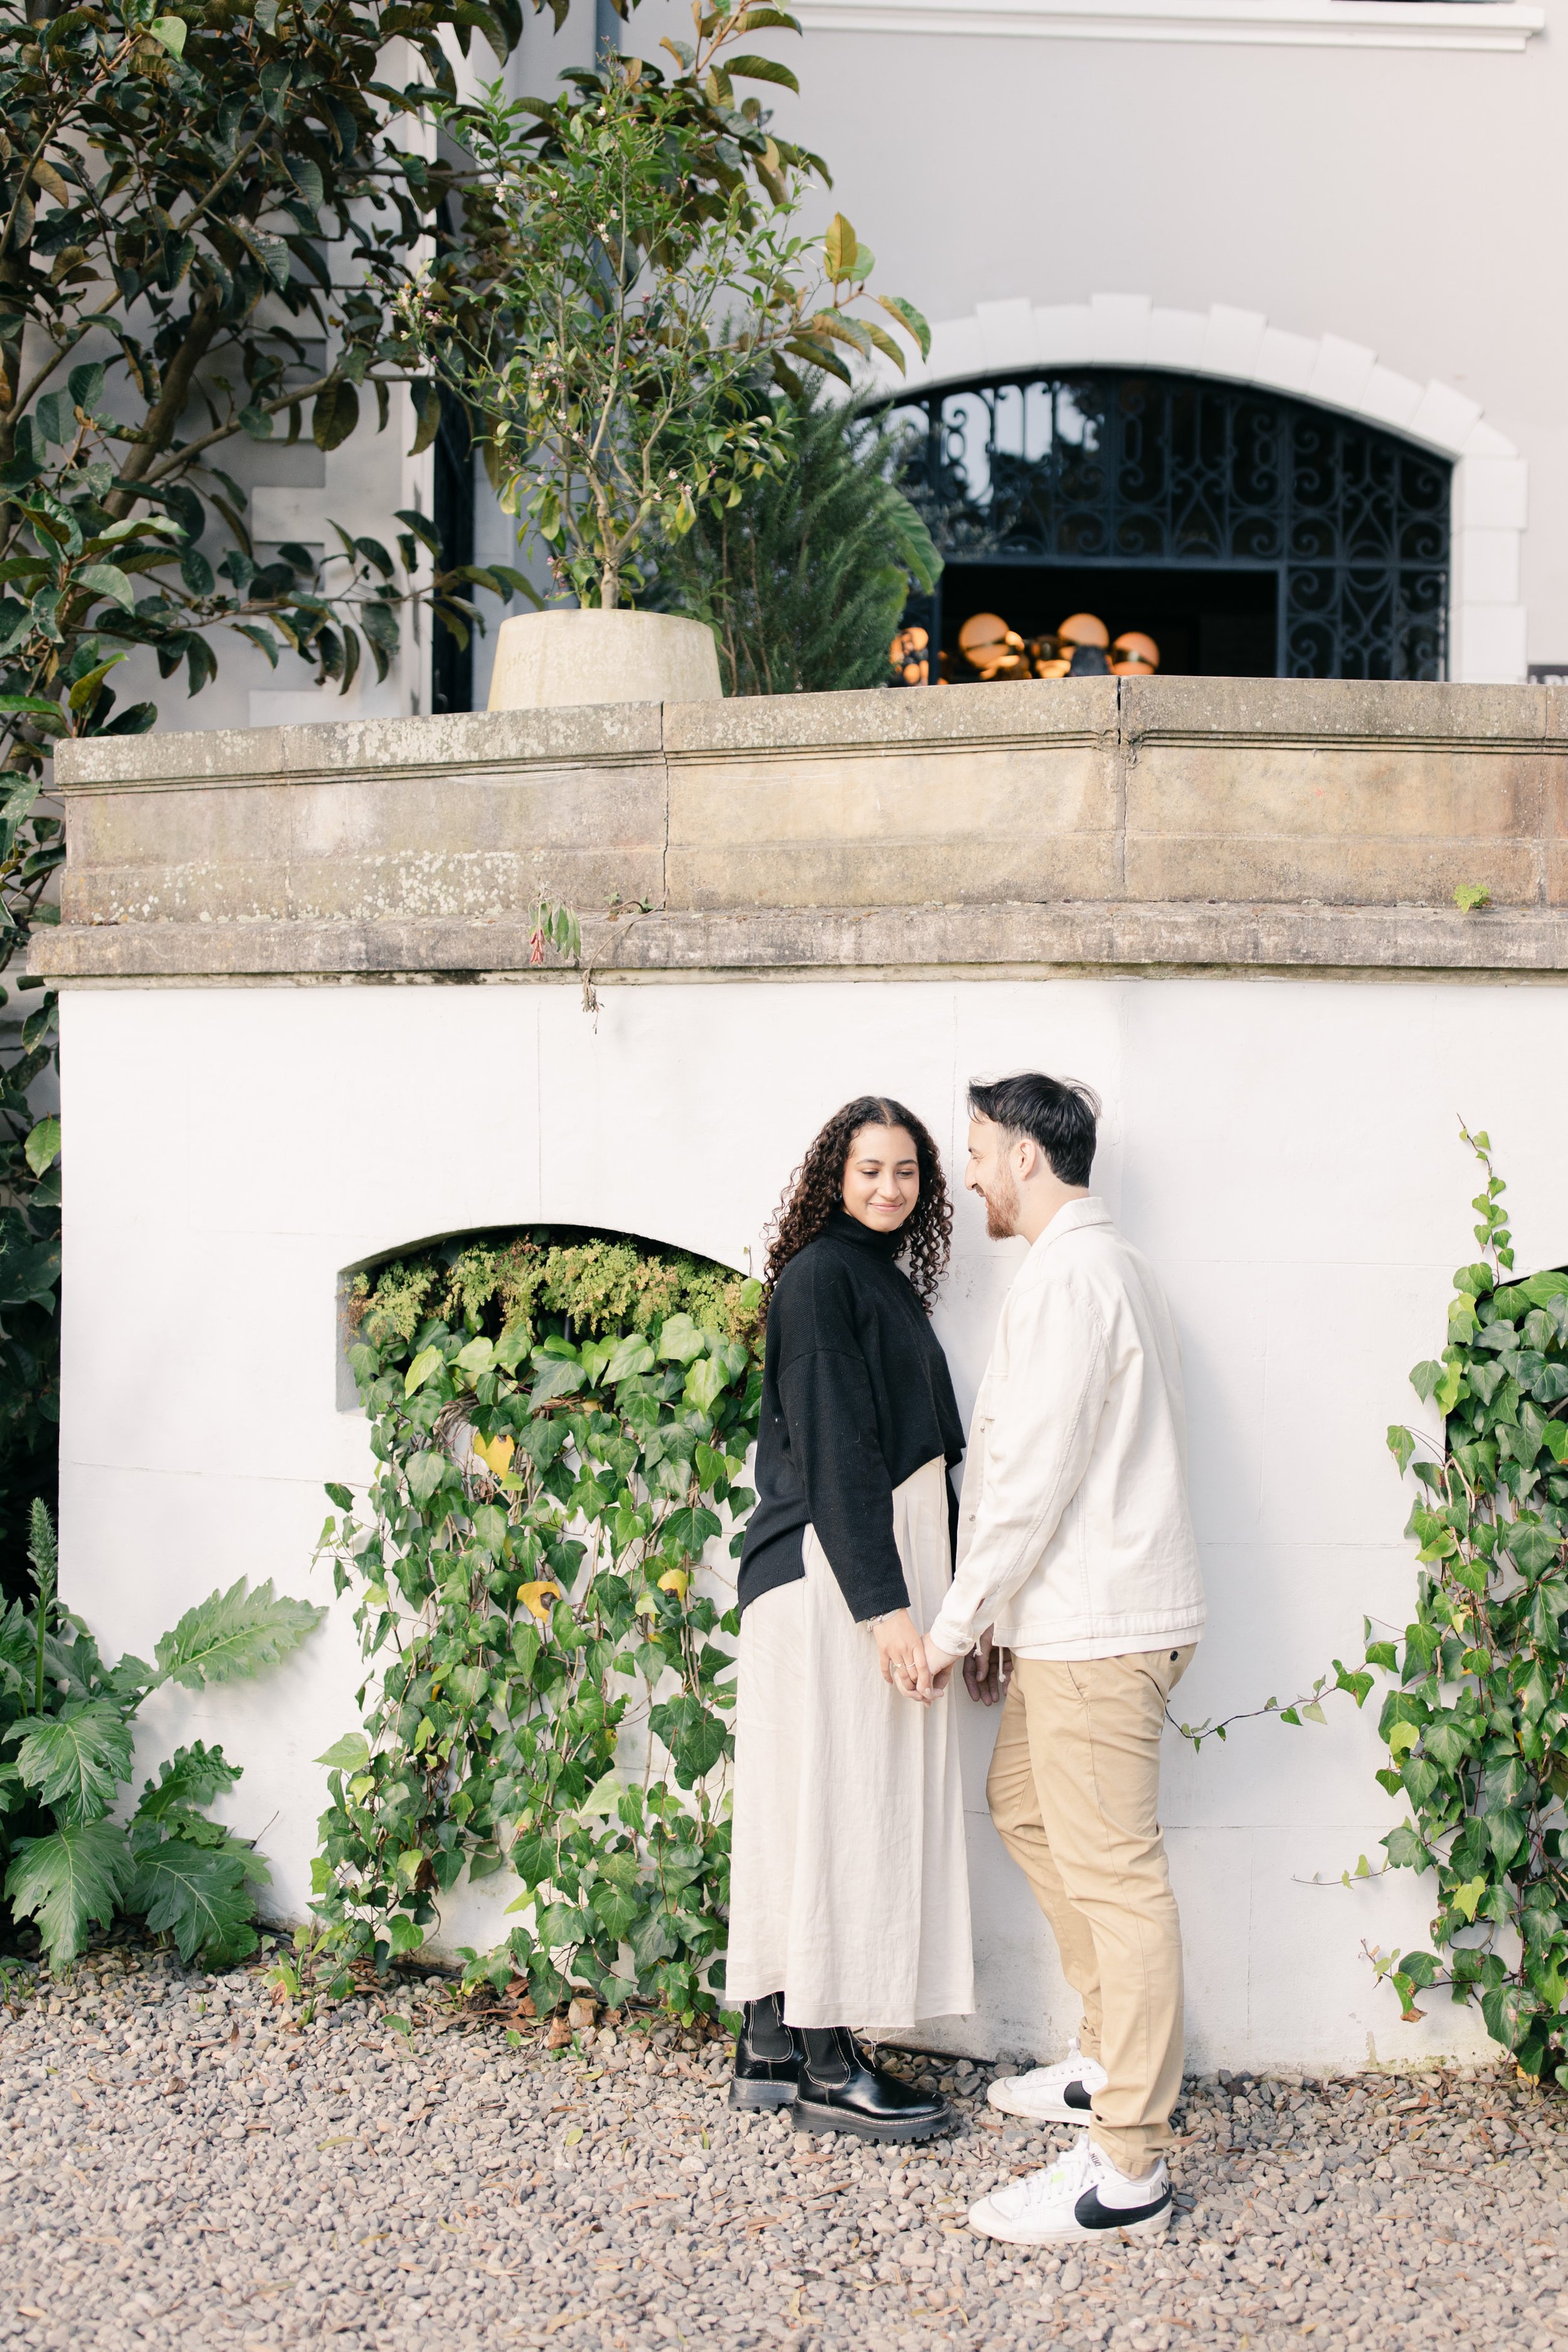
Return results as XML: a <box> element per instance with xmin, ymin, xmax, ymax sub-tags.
<box><xmin>431</xmin><ymin>387</ymin><xmax>474</xmax><ymax>714</ymax></box>
<box><xmin>941</xmin><ymin>562</ymin><xmax>1278</xmax><ymax>679</ymax></box>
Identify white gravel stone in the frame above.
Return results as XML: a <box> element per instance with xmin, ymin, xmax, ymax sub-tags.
<box><xmin>0</xmin><ymin>1947</ymin><xmax>1564</xmax><ymax>2348</ymax></box>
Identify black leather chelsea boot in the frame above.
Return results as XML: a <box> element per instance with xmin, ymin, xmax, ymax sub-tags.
<box><xmin>729</xmin><ymin>1994</ymin><xmax>803</xmax><ymax>2111</ymax></box>
<box><xmin>792</xmin><ymin>2027</ymin><xmax>953</xmax><ymax>2143</ymax></box>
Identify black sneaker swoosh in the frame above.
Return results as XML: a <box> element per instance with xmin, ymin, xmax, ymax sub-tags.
<box><xmin>1074</xmin><ymin>2185</ymin><xmax>1173</xmax><ymax>2231</ymax></box>
<box><xmin>1064</xmin><ymin>2079</ymin><xmax>1093</xmax><ymax>2111</ymax></box>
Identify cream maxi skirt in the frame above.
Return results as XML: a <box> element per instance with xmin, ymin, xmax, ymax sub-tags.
<box><xmin>726</xmin><ymin>1456</ymin><xmax>974</xmax><ymax>2032</ymax></box>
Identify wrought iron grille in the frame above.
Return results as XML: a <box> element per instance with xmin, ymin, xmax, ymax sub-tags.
<box><xmin>884</xmin><ymin>370</ymin><xmax>1451</xmax><ymax>679</ymax></box>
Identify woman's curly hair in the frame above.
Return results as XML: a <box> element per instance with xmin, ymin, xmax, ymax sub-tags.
<box><xmin>763</xmin><ymin>1096</ymin><xmax>953</xmax><ymax>1310</ymax></box>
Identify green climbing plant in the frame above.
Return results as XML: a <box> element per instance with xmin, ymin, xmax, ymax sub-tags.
<box><xmin>312</xmin><ymin>1231</ymin><xmax>763</xmax><ymax>2021</ymax></box>
<box><xmin>1369</xmin><ymin>1125</ymin><xmax>1568</xmax><ymax>2077</ymax></box>
<box><xmin>1178</xmin><ymin>1124</ymin><xmax>1568</xmax><ymax>2080</ymax></box>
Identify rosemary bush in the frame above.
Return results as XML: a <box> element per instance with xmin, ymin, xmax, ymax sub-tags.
<box><xmin>314</xmin><ymin>1232</ymin><xmax>762</xmax><ymax>2020</ymax></box>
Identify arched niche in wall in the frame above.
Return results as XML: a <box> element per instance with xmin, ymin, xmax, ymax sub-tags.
<box><xmin>334</xmin><ymin>1222</ymin><xmax>753</xmax><ymax>1414</ymax></box>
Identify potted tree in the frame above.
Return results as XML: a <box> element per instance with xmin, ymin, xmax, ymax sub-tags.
<box><xmin>399</xmin><ymin>13</ymin><xmax>929</xmax><ymax>708</ymax></box>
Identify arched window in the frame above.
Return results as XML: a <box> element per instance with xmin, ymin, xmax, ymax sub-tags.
<box><xmin>887</xmin><ymin>369</ymin><xmax>1451</xmax><ymax>681</ymax></box>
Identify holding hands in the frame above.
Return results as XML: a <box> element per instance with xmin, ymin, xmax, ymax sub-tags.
<box><xmin>876</xmin><ymin>1616</ymin><xmax>1012</xmax><ymax>1708</ymax></box>
<box><xmin>872</xmin><ymin>1608</ymin><xmax>934</xmax><ymax>1702</ymax></box>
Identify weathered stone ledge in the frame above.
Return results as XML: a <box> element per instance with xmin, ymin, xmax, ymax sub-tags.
<box><xmin>31</xmin><ymin>898</ymin><xmax>1568</xmax><ymax>982</ymax></box>
<box><xmin>39</xmin><ymin>676</ymin><xmax>1568</xmax><ymax>985</ymax></box>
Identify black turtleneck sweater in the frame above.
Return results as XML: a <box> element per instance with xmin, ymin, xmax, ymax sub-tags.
<box><xmin>738</xmin><ymin>1209</ymin><xmax>965</xmax><ymax>1622</ymax></box>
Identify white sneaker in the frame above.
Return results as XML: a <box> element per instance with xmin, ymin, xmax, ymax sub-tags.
<box><xmin>987</xmin><ymin>2037</ymin><xmax>1109</xmax><ymax>2122</ymax></box>
<box><xmin>968</xmin><ymin>2131</ymin><xmax>1172</xmax><ymax>2245</ymax></box>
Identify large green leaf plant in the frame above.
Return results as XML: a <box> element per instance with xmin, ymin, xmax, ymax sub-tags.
<box><xmin>0</xmin><ymin>1500</ymin><xmax>325</xmax><ymax>1966</ymax></box>
<box><xmin>313</xmin><ymin>1232</ymin><xmax>761</xmax><ymax>2020</ymax></box>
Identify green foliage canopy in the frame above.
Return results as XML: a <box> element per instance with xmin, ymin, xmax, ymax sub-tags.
<box><xmin>315</xmin><ymin>1231</ymin><xmax>762</xmax><ymax>2018</ymax></box>
<box><xmin>0</xmin><ymin>0</ymin><xmax>567</xmax><ymax>1586</ymax></box>
<box><xmin>400</xmin><ymin>14</ymin><xmax>930</xmax><ymax>609</ymax></box>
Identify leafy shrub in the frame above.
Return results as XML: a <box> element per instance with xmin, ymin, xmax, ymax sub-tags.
<box><xmin>1</xmin><ymin>1503</ymin><xmax>324</xmax><ymax>1968</ymax></box>
<box><xmin>1374</xmin><ymin>1128</ymin><xmax>1568</xmax><ymax>2077</ymax></box>
<box><xmin>315</xmin><ymin>1231</ymin><xmax>762</xmax><ymax>2020</ymax></box>
<box><xmin>651</xmin><ymin>388</ymin><xmax>939</xmax><ymax>696</ymax></box>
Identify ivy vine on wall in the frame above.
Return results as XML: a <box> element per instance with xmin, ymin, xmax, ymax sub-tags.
<box><xmin>1374</xmin><ymin>1128</ymin><xmax>1568</xmax><ymax>2078</ymax></box>
<box><xmin>312</xmin><ymin>1231</ymin><xmax>761</xmax><ymax>2023</ymax></box>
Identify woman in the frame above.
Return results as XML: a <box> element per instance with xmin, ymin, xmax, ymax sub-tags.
<box><xmin>727</xmin><ymin>1096</ymin><xmax>972</xmax><ymax>2143</ymax></box>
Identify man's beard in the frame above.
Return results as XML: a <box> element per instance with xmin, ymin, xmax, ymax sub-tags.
<box><xmin>982</xmin><ymin>1165</ymin><xmax>1019</xmax><ymax>1239</ymax></box>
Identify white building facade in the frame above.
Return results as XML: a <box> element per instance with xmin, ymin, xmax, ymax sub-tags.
<box><xmin>174</xmin><ymin>0</ymin><xmax>1563</xmax><ymax>741</ymax></box>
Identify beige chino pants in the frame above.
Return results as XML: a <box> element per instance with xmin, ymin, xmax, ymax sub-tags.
<box><xmin>987</xmin><ymin>1644</ymin><xmax>1194</xmax><ymax>2176</ymax></box>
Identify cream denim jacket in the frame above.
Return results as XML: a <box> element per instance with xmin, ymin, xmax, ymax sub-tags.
<box><xmin>928</xmin><ymin>1196</ymin><xmax>1205</xmax><ymax>1662</ymax></box>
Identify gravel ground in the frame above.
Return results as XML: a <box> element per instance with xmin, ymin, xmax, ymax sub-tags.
<box><xmin>1</xmin><ymin>1944</ymin><xmax>1567</xmax><ymax>2351</ymax></box>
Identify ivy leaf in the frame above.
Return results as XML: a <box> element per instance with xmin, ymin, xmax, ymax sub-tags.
<box><xmin>529</xmin><ymin>1358</ymin><xmax>582</xmax><ymax>1408</ymax></box>
<box><xmin>1385</xmin><ymin>1424</ymin><xmax>1416</xmax><ymax>1476</ymax></box>
<box><xmin>650</xmin><ymin>1693</ymin><xmax>728</xmax><ymax>1786</ymax></box>
<box><xmin>404</xmin><ymin>1343</ymin><xmax>445</xmax><ymax>1397</ymax></box>
<box><xmin>129</xmin><ymin>1838</ymin><xmax>256</xmax><ymax>1964</ymax></box>
<box><xmin>6</xmin><ymin>1700</ymin><xmax>133</xmax><ymax>1823</ymax></box>
<box><xmin>315</xmin><ymin>1732</ymin><xmax>371</xmax><ymax>1771</ymax></box>
<box><xmin>1483</xmin><ymin>1809</ymin><xmax>1527</xmax><ymax>1869</ymax></box>
<box><xmin>470</xmin><ymin>1503</ymin><xmax>509</xmax><ymax>1554</ymax></box>
<box><xmin>1506</xmin><ymin>1519</ymin><xmax>1560</xmax><ymax>1577</ymax></box>
<box><xmin>590</xmin><ymin>1877</ymin><xmax>642</xmax><ymax>1939</ymax></box>
<box><xmin>655</xmin><ymin>1313</ymin><xmax>706</xmax><ymax>1366</ymax></box>
<box><xmin>1451</xmin><ymin>1876</ymin><xmax>1488</xmax><ymax>1924</ymax></box>
<box><xmin>406</xmin><ymin>1450</ymin><xmax>448</xmax><ymax>1502</ymax></box>
<box><xmin>630</xmin><ymin>1906</ymin><xmax>679</xmax><ymax>1970</ymax></box>
<box><xmin>604</xmin><ymin>1335</ymin><xmax>656</xmax><ymax>1384</ymax></box>
<box><xmin>4</xmin><ymin>1820</ymin><xmax>132</xmax><ymax>1967</ymax></box>
<box><xmin>153</xmin><ymin>1579</ymin><xmax>326</xmax><ymax>1690</ymax></box>
<box><xmin>1480</xmin><ymin>1981</ymin><xmax>1543</xmax><ymax>2052</ymax></box>
<box><xmin>1382</xmin><ymin>1821</ymin><xmax>1434</xmax><ymax>1873</ymax></box>
<box><xmin>661</xmin><ymin>1505</ymin><xmax>722</xmax><ymax>1560</ymax></box>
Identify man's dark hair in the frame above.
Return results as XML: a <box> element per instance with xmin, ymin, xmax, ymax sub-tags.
<box><xmin>968</xmin><ymin>1073</ymin><xmax>1101</xmax><ymax>1188</ymax></box>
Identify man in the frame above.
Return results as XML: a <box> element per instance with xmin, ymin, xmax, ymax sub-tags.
<box><xmin>921</xmin><ymin>1073</ymin><xmax>1205</xmax><ymax>2246</ymax></box>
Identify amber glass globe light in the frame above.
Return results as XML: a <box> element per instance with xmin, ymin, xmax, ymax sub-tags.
<box><xmin>1111</xmin><ymin>630</ymin><xmax>1160</xmax><ymax>675</ymax></box>
<box><xmin>1057</xmin><ymin>612</ymin><xmax>1110</xmax><ymax>650</ymax></box>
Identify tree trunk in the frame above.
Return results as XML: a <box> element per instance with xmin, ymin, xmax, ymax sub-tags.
<box><xmin>105</xmin><ymin>285</ymin><xmax>224</xmax><ymax>519</ymax></box>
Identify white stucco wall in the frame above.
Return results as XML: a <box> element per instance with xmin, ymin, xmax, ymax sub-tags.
<box><xmin>59</xmin><ymin>969</ymin><xmax>1568</xmax><ymax>2068</ymax></box>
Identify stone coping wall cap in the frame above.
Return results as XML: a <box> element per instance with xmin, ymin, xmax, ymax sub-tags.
<box><xmin>1123</xmin><ymin>674</ymin><xmax>1562</xmax><ymax>744</ymax></box>
<box><xmin>52</xmin><ymin>698</ymin><xmax>668</xmax><ymax>791</ymax></box>
<box><xmin>55</xmin><ymin>674</ymin><xmax>1568</xmax><ymax>793</ymax></box>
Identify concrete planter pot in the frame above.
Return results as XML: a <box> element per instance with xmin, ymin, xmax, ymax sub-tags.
<box><xmin>487</xmin><ymin>608</ymin><xmax>723</xmax><ymax>709</ymax></box>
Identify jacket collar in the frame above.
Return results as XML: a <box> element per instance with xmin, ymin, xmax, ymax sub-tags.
<box><xmin>1026</xmin><ymin>1194</ymin><xmax>1113</xmax><ymax>1262</ymax></box>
